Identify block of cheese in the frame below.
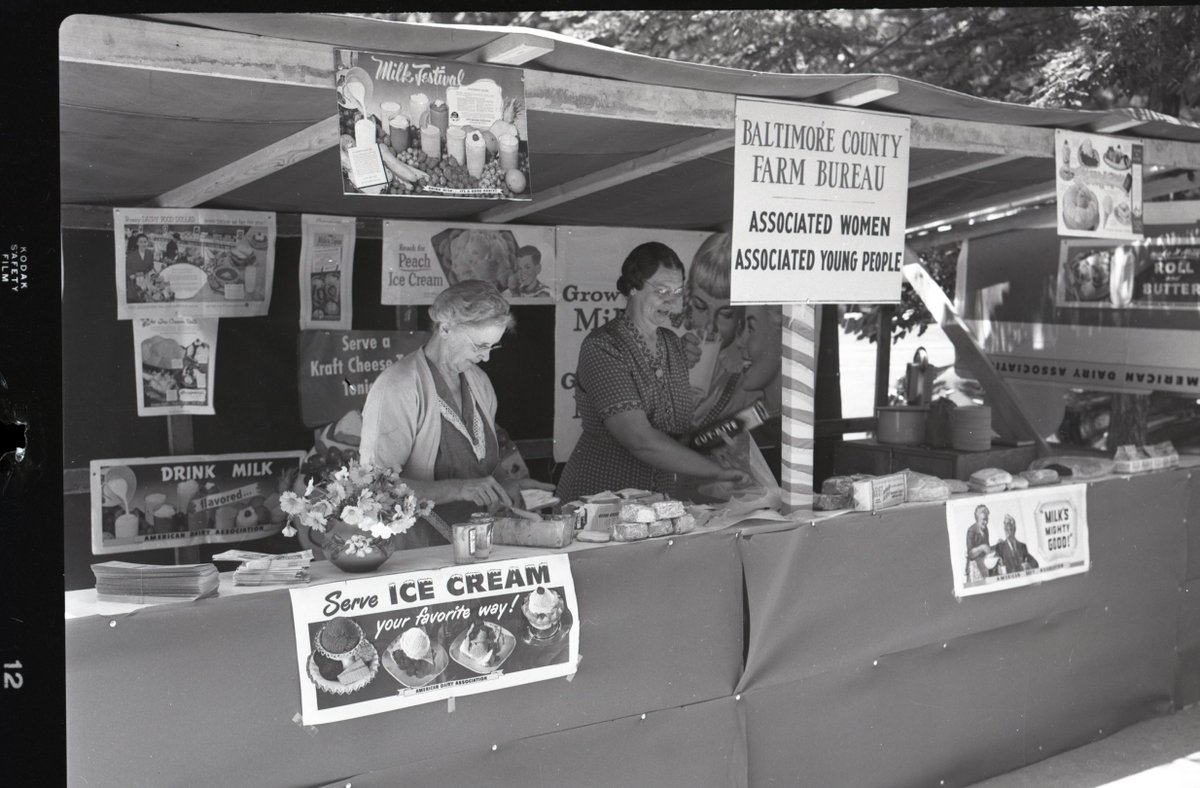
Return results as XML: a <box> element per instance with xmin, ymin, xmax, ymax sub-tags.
<box><xmin>620</xmin><ymin>503</ymin><xmax>656</xmax><ymax>523</ymax></box>
<box><xmin>575</xmin><ymin>529</ymin><xmax>611</xmax><ymax>543</ymax></box>
<box><xmin>491</xmin><ymin>517</ymin><xmax>573</xmax><ymax>548</ymax></box>
<box><xmin>851</xmin><ymin>473</ymin><xmax>907</xmax><ymax>511</ymax></box>
<box><xmin>652</xmin><ymin>500</ymin><xmax>686</xmax><ymax>519</ymax></box>
<box><xmin>647</xmin><ymin>519</ymin><xmax>674</xmax><ymax>538</ymax></box>
<box><xmin>672</xmin><ymin>513</ymin><xmax>696</xmax><ymax>534</ymax></box>
<box><xmin>612</xmin><ymin>522</ymin><xmax>649</xmax><ymax>542</ymax></box>
<box><xmin>813</xmin><ymin>493</ymin><xmax>851</xmax><ymax>511</ymax></box>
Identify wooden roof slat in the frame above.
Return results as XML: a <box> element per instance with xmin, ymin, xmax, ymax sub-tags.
<box><xmin>148</xmin><ymin>117</ymin><xmax>340</xmax><ymax>208</ymax></box>
<box><xmin>476</xmin><ymin>128</ymin><xmax>735</xmax><ymax>224</ymax></box>
<box><xmin>908</xmin><ymin>154</ymin><xmax>1025</xmax><ymax>189</ymax></box>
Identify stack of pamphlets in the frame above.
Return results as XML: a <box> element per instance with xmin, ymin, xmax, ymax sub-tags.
<box><xmin>212</xmin><ymin>549</ymin><xmax>313</xmax><ymax>586</ymax></box>
<box><xmin>91</xmin><ymin>561</ymin><xmax>220</xmax><ymax>604</ymax></box>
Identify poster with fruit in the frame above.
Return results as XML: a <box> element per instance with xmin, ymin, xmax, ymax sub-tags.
<box><xmin>380</xmin><ymin>220</ymin><xmax>557</xmax><ymax>304</ymax></box>
<box><xmin>114</xmin><ymin>208</ymin><xmax>276</xmax><ymax>319</ymax></box>
<box><xmin>300</xmin><ymin>214</ymin><xmax>357</xmax><ymax>330</ymax></box>
<box><xmin>90</xmin><ymin>451</ymin><xmax>306</xmax><ymax>555</ymax></box>
<box><xmin>133</xmin><ymin>316</ymin><xmax>218</xmax><ymax>417</ymax></box>
<box><xmin>289</xmin><ymin>555</ymin><xmax>579</xmax><ymax>724</ymax></box>
<box><xmin>1056</xmin><ymin>235</ymin><xmax>1200</xmax><ymax>311</ymax></box>
<box><xmin>335</xmin><ymin>48</ymin><xmax>532</xmax><ymax>200</ymax></box>
<box><xmin>1056</xmin><ymin>129</ymin><xmax>1143</xmax><ymax>240</ymax></box>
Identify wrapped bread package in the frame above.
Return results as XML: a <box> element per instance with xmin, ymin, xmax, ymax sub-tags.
<box><xmin>813</xmin><ymin>493</ymin><xmax>851</xmax><ymax>511</ymax></box>
<box><xmin>945</xmin><ymin>479</ymin><xmax>970</xmax><ymax>494</ymax></box>
<box><xmin>1005</xmin><ymin>476</ymin><xmax>1029</xmax><ymax>490</ymax></box>
<box><xmin>672</xmin><ymin>513</ymin><xmax>696</xmax><ymax>534</ymax></box>
<box><xmin>612</xmin><ymin>522</ymin><xmax>649</xmax><ymax>542</ymax></box>
<box><xmin>574</xmin><ymin>529</ymin><xmax>611</xmax><ymax>543</ymax></box>
<box><xmin>1018</xmin><ymin>468</ymin><xmax>1059</xmax><ymax>487</ymax></box>
<box><xmin>647</xmin><ymin>520</ymin><xmax>674</xmax><ymax>538</ymax></box>
<box><xmin>620</xmin><ymin>503</ymin><xmax>657</xmax><ymax>523</ymax></box>
<box><xmin>652</xmin><ymin>500</ymin><xmax>687</xmax><ymax>519</ymax></box>
<box><xmin>570</xmin><ymin>499</ymin><xmax>622</xmax><ymax>534</ymax></box>
<box><xmin>852</xmin><ymin>473</ymin><xmax>907</xmax><ymax>512</ymax></box>
<box><xmin>821</xmin><ymin>476</ymin><xmax>855</xmax><ymax>496</ymax></box>
<box><xmin>901</xmin><ymin>470</ymin><xmax>951</xmax><ymax>503</ymax></box>
<box><xmin>967</xmin><ymin>468</ymin><xmax>1012</xmax><ymax>494</ymax></box>
<box><xmin>491</xmin><ymin>517</ymin><xmax>574</xmax><ymax>548</ymax></box>
<box><xmin>684</xmin><ymin>505</ymin><xmax>714</xmax><ymax>529</ymax></box>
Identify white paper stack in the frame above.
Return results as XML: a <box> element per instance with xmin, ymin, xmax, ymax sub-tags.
<box><xmin>213</xmin><ymin>549</ymin><xmax>313</xmax><ymax>586</ymax></box>
<box><xmin>91</xmin><ymin>561</ymin><xmax>220</xmax><ymax>603</ymax></box>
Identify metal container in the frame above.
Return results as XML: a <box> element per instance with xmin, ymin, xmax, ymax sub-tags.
<box><xmin>876</xmin><ymin>406</ymin><xmax>929</xmax><ymax>446</ymax></box>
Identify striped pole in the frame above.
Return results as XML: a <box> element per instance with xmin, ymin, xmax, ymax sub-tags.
<box><xmin>781</xmin><ymin>305</ymin><xmax>818</xmax><ymax>511</ymax></box>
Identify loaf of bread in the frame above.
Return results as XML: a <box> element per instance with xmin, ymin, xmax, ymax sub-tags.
<box><xmin>902</xmin><ymin>470</ymin><xmax>951</xmax><ymax>502</ymax></box>
<box><xmin>821</xmin><ymin>476</ymin><xmax>855</xmax><ymax>496</ymax></box>
<box><xmin>813</xmin><ymin>493</ymin><xmax>851</xmax><ymax>511</ymax></box>
<box><xmin>574</xmin><ymin>529</ymin><xmax>611</xmax><ymax>543</ymax></box>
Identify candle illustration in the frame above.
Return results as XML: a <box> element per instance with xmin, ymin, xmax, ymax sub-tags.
<box><xmin>446</xmin><ymin>126</ymin><xmax>466</xmax><ymax>165</ymax></box>
<box><xmin>465</xmin><ymin>131</ymin><xmax>487</xmax><ymax>178</ymax></box>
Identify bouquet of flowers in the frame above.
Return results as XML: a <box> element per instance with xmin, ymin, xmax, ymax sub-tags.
<box><xmin>279</xmin><ymin>459</ymin><xmax>433</xmax><ymax>542</ymax></box>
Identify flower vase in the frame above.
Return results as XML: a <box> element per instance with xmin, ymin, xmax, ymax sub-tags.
<box><xmin>310</xmin><ymin>519</ymin><xmax>394</xmax><ymax>573</ymax></box>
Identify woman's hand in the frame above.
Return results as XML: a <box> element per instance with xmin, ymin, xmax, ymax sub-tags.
<box><xmin>499</xmin><ymin>477</ymin><xmax>556</xmax><ymax>509</ymax></box>
<box><xmin>443</xmin><ymin>476</ymin><xmax>513</xmax><ymax>508</ymax></box>
<box><xmin>715</xmin><ymin>468</ymin><xmax>750</xmax><ymax>486</ymax></box>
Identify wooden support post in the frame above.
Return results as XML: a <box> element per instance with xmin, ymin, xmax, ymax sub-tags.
<box><xmin>166</xmin><ymin>415</ymin><xmax>201</xmax><ymax>564</ymax></box>
<box><xmin>874</xmin><ymin>305</ymin><xmax>895</xmax><ymax>408</ymax></box>
<box><xmin>813</xmin><ymin>305</ymin><xmax>842</xmax><ymax>490</ymax></box>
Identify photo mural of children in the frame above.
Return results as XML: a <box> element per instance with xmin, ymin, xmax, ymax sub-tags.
<box><xmin>512</xmin><ymin>245</ymin><xmax>552</xmax><ymax>298</ymax></box>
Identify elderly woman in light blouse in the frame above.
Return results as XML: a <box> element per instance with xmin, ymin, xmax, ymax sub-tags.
<box><xmin>359</xmin><ymin>279</ymin><xmax>553</xmax><ymax>547</ymax></box>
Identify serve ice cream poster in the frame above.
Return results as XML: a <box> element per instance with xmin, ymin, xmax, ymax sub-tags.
<box><xmin>289</xmin><ymin>555</ymin><xmax>579</xmax><ymax>724</ymax></box>
<box><xmin>380</xmin><ymin>220</ymin><xmax>557</xmax><ymax>304</ymax></box>
<box><xmin>113</xmin><ymin>207</ymin><xmax>276</xmax><ymax>319</ymax></box>
<box><xmin>133</xmin><ymin>316</ymin><xmax>217</xmax><ymax>417</ymax></box>
<box><xmin>90</xmin><ymin>451</ymin><xmax>305</xmax><ymax>555</ymax></box>
<box><xmin>335</xmin><ymin>48</ymin><xmax>532</xmax><ymax>200</ymax></box>
<box><xmin>1056</xmin><ymin>129</ymin><xmax>1143</xmax><ymax>240</ymax></box>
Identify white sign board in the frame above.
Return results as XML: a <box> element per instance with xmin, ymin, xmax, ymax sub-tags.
<box><xmin>731</xmin><ymin>97</ymin><xmax>910</xmax><ymax>305</ymax></box>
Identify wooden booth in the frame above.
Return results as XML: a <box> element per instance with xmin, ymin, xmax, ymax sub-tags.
<box><xmin>60</xmin><ymin>13</ymin><xmax>1200</xmax><ymax>788</ymax></box>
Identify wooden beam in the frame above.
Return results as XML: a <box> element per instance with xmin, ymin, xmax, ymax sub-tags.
<box><xmin>908</xmin><ymin>153</ymin><xmax>1024</xmax><ymax>188</ymax></box>
<box><xmin>56</xmin><ymin>16</ymin><xmax>1200</xmax><ymax>169</ymax></box>
<box><xmin>59</xmin><ymin>14</ymin><xmax>331</xmax><ymax>88</ymax></box>
<box><xmin>828</xmin><ymin>75</ymin><xmax>899</xmax><ymax>107</ymax></box>
<box><xmin>148</xmin><ymin>116</ymin><xmax>340</xmax><ymax>208</ymax></box>
<box><xmin>907</xmin><ymin>181</ymin><xmax>1060</xmax><ymax>233</ymax></box>
<box><xmin>456</xmin><ymin>32</ymin><xmax>555</xmax><ymax>66</ymax></box>
<box><xmin>902</xmin><ymin>251</ymin><xmax>1051</xmax><ymax>454</ymax></box>
<box><xmin>476</xmin><ymin>127</ymin><xmax>735</xmax><ymax>224</ymax></box>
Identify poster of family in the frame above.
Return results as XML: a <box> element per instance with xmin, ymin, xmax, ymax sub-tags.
<box><xmin>945</xmin><ymin>484</ymin><xmax>1090</xmax><ymax>599</ymax></box>
<box><xmin>289</xmin><ymin>555</ymin><xmax>579</xmax><ymax>724</ymax></box>
<box><xmin>113</xmin><ymin>207</ymin><xmax>276</xmax><ymax>319</ymax></box>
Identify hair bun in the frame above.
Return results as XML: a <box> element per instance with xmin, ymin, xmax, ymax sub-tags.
<box><xmin>616</xmin><ymin>274</ymin><xmax>629</xmax><ymax>295</ymax></box>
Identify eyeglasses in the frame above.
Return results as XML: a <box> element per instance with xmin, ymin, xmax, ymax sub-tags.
<box><xmin>467</xmin><ymin>337</ymin><xmax>502</xmax><ymax>353</ymax></box>
<box><xmin>649</xmin><ymin>284</ymin><xmax>685</xmax><ymax>299</ymax></box>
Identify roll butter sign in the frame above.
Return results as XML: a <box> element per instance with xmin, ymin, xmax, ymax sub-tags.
<box><xmin>731</xmin><ymin>97</ymin><xmax>910</xmax><ymax>305</ymax></box>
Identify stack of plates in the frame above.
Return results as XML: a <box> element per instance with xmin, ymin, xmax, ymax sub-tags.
<box><xmin>91</xmin><ymin>561</ymin><xmax>219</xmax><ymax>604</ymax></box>
<box><xmin>950</xmin><ymin>406</ymin><xmax>992</xmax><ymax>452</ymax></box>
